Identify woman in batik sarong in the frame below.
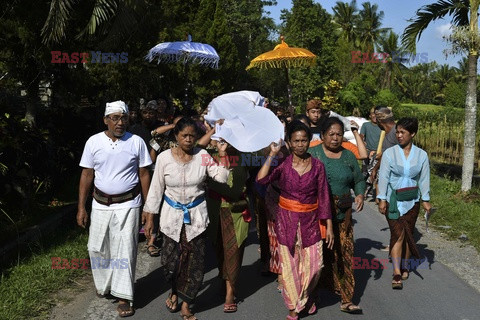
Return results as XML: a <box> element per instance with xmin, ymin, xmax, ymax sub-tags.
<box><xmin>377</xmin><ymin>117</ymin><xmax>431</xmax><ymax>289</ymax></box>
<box><xmin>309</xmin><ymin>117</ymin><xmax>365</xmax><ymax>314</ymax></box>
<box><xmin>205</xmin><ymin>145</ymin><xmax>250</xmax><ymax>313</ymax></box>
<box><xmin>257</xmin><ymin>120</ymin><xmax>334</xmax><ymax>320</ymax></box>
<box><xmin>143</xmin><ymin>117</ymin><xmax>230</xmax><ymax>320</ymax></box>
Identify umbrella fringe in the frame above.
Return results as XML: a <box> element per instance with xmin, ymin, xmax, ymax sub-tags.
<box><xmin>246</xmin><ymin>57</ymin><xmax>316</xmax><ymax>70</ymax></box>
<box><xmin>145</xmin><ymin>51</ymin><xmax>219</xmax><ymax>69</ymax></box>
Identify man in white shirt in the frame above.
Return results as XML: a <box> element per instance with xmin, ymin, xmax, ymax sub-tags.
<box><xmin>76</xmin><ymin>100</ymin><xmax>152</xmax><ymax>317</ymax></box>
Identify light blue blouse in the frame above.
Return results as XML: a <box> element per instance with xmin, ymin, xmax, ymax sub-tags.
<box><xmin>377</xmin><ymin>144</ymin><xmax>430</xmax><ymax>216</ymax></box>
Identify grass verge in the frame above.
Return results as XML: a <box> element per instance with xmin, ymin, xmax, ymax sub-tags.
<box><xmin>430</xmin><ymin>173</ymin><xmax>480</xmax><ymax>251</ymax></box>
<box><xmin>0</xmin><ymin>228</ymin><xmax>89</xmax><ymax>320</ymax></box>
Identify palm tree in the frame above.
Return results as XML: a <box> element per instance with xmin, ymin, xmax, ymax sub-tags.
<box><xmin>332</xmin><ymin>0</ymin><xmax>359</xmax><ymax>44</ymax></box>
<box><xmin>357</xmin><ymin>2</ymin><xmax>390</xmax><ymax>53</ymax></box>
<box><xmin>432</xmin><ymin>64</ymin><xmax>459</xmax><ymax>104</ymax></box>
<box><xmin>402</xmin><ymin>0</ymin><xmax>479</xmax><ymax>192</ymax></box>
<box><xmin>376</xmin><ymin>31</ymin><xmax>409</xmax><ymax>89</ymax></box>
<box><xmin>434</xmin><ymin>64</ymin><xmax>458</xmax><ymax>90</ymax></box>
<box><xmin>41</xmin><ymin>0</ymin><xmax>146</xmax><ymax>45</ymax></box>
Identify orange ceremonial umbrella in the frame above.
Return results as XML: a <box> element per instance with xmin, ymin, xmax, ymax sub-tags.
<box><xmin>246</xmin><ymin>36</ymin><xmax>317</xmax><ymax>113</ymax></box>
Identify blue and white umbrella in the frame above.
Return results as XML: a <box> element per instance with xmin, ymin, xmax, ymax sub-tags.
<box><xmin>146</xmin><ymin>35</ymin><xmax>219</xmax><ymax>68</ymax></box>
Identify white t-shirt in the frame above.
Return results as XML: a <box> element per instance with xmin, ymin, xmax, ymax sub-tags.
<box><xmin>80</xmin><ymin>131</ymin><xmax>152</xmax><ymax>209</ymax></box>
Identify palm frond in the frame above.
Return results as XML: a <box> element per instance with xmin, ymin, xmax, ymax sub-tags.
<box><xmin>41</xmin><ymin>0</ymin><xmax>77</xmax><ymax>45</ymax></box>
<box><xmin>401</xmin><ymin>0</ymin><xmax>470</xmax><ymax>52</ymax></box>
<box><xmin>76</xmin><ymin>0</ymin><xmax>119</xmax><ymax>40</ymax></box>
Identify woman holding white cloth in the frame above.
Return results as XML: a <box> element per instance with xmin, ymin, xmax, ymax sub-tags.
<box><xmin>143</xmin><ymin>117</ymin><xmax>230</xmax><ymax>320</ymax></box>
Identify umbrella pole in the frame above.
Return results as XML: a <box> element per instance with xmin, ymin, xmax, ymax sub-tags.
<box><xmin>284</xmin><ymin>67</ymin><xmax>293</xmax><ymax>115</ymax></box>
<box><xmin>183</xmin><ymin>63</ymin><xmax>189</xmax><ymax>109</ymax></box>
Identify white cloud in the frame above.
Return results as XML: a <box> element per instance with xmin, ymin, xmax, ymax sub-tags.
<box><xmin>436</xmin><ymin>23</ymin><xmax>452</xmax><ymax>39</ymax></box>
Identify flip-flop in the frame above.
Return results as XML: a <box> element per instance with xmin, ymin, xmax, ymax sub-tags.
<box><xmin>166</xmin><ymin>293</ymin><xmax>179</xmax><ymax>313</ymax></box>
<box><xmin>117</xmin><ymin>303</ymin><xmax>135</xmax><ymax>317</ymax></box>
<box><xmin>224</xmin><ymin>303</ymin><xmax>237</xmax><ymax>313</ymax></box>
<box><xmin>147</xmin><ymin>244</ymin><xmax>161</xmax><ymax>257</ymax></box>
<box><xmin>392</xmin><ymin>274</ymin><xmax>403</xmax><ymax>290</ymax></box>
<box><xmin>180</xmin><ymin>313</ymin><xmax>197</xmax><ymax>320</ymax></box>
<box><xmin>308</xmin><ymin>302</ymin><xmax>317</xmax><ymax>314</ymax></box>
<box><xmin>340</xmin><ymin>302</ymin><xmax>362</xmax><ymax>314</ymax></box>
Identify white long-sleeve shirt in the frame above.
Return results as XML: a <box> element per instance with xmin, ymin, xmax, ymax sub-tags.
<box><xmin>143</xmin><ymin>148</ymin><xmax>229</xmax><ymax>242</ymax></box>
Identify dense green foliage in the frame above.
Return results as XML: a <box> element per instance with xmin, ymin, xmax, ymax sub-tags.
<box><xmin>1</xmin><ymin>0</ymin><xmax>479</xmax><ymax>238</ymax></box>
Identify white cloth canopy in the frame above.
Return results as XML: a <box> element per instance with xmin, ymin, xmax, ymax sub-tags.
<box><xmin>205</xmin><ymin>91</ymin><xmax>284</xmax><ymax>152</ymax></box>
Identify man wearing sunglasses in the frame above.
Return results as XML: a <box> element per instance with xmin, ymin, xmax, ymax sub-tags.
<box><xmin>77</xmin><ymin>100</ymin><xmax>152</xmax><ymax>317</ymax></box>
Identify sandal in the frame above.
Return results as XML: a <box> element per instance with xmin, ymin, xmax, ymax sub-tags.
<box><xmin>166</xmin><ymin>293</ymin><xmax>179</xmax><ymax>313</ymax></box>
<box><xmin>223</xmin><ymin>303</ymin><xmax>237</xmax><ymax>313</ymax></box>
<box><xmin>117</xmin><ymin>303</ymin><xmax>135</xmax><ymax>317</ymax></box>
<box><xmin>147</xmin><ymin>244</ymin><xmax>161</xmax><ymax>257</ymax></box>
<box><xmin>392</xmin><ymin>274</ymin><xmax>403</xmax><ymax>290</ymax></box>
<box><xmin>340</xmin><ymin>302</ymin><xmax>362</xmax><ymax>314</ymax></box>
<box><xmin>308</xmin><ymin>302</ymin><xmax>317</xmax><ymax>314</ymax></box>
<box><xmin>401</xmin><ymin>269</ymin><xmax>409</xmax><ymax>280</ymax></box>
<box><xmin>286</xmin><ymin>315</ymin><xmax>298</xmax><ymax>320</ymax></box>
<box><xmin>180</xmin><ymin>313</ymin><xmax>197</xmax><ymax>320</ymax></box>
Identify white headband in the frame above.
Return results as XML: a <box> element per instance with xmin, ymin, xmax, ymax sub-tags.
<box><xmin>105</xmin><ymin>100</ymin><xmax>128</xmax><ymax>116</ymax></box>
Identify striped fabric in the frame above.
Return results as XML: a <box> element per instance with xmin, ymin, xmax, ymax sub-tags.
<box><xmin>279</xmin><ymin>225</ymin><xmax>323</xmax><ymax>313</ymax></box>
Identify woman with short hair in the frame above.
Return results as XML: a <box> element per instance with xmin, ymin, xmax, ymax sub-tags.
<box><xmin>309</xmin><ymin>117</ymin><xmax>366</xmax><ymax>314</ymax></box>
<box><xmin>377</xmin><ymin>117</ymin><xmax>431</xmax><ymax>289</ymax></box>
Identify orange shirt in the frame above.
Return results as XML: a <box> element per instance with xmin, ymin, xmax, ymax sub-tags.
<box><xmin>309</xmin><ymin>140</ymin><xmax>361</xmax><ymax>159</ymax></box>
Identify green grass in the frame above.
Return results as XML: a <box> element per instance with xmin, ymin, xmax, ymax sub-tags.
<box><xmin>430</xmin><ymin>173</ymin><xmax>480</xmax><ymax>251</ymax></box>
<box><xmin>401</xmin><ymin>103</ymin><xmax>447</xmax><ymax>113</ymax></box>
<box><xmin>0</xmin><ymin>229</ymin><xmax>89</xmax><ymax>320</ymax></box>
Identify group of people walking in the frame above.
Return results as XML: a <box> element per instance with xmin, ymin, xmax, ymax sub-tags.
<box><xmin>76</xmin><ymin>98</ymin><xmax>431</xmax><ymax>319</ymax></box>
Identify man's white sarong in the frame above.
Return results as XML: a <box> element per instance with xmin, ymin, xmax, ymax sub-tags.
<box><xmin>88</xmin><ymin>207</ymin><xmax>140</xmax><ymax>301</ymax></box>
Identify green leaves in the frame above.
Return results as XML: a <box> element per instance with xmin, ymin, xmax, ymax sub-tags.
<box><xmin>401</xmin><ymin>0</ymin><xmax>470</xmax><ymax>52</ymax></box>
<box><xmin>41</xmin><ymin>0</ymin><xmax>77</xmax><ymax>45</ymax></box>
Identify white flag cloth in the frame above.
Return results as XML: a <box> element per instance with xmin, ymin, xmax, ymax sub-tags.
<box><xmin>205</xmin><ymin>91</ymin><xmax>284</xmax><ymax>152</ymax></box>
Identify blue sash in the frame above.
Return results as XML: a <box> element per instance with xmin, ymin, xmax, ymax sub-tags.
<box><xmin>163</xmin><ymin>194</ymin><xmax>205</xmax><ymax>224</ymax></box>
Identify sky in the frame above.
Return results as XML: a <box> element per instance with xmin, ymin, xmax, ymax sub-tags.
<box><xmin>265</xmin><ymin>0</ymin><xmax>465</xmax><ymax>68</ymax></box>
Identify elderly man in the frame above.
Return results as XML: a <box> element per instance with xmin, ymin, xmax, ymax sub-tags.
<box><xmin>77</xmin><ymin>100</ymin><xmax>152</xmax><ymax>317</ymax></box>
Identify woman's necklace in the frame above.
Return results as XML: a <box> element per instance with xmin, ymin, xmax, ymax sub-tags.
<box><xmin>293</xmin><ymin>157</ymin><xmax>311</xmax><ymax>176</ymax></box>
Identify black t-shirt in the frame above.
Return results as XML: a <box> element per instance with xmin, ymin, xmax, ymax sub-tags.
<box><xmin>129</xmin><ymin>122</ymin><xmax>161</xmax><ymax>152</ymax></box>
<box><xmin>310</xmin><ymin>126</ymin><xmax>322</xmax><ymax>141</ymax></box>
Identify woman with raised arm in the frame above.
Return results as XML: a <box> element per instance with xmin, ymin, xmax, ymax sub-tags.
<box><xmin>143</xmin><ymin>117</ymin><xmax>230</xmax><ymax>320</ymax></box>
<box><xmin>257</xmin><ymin>120</ymin><xmax>334</xmax><ymax>320</ymax></box>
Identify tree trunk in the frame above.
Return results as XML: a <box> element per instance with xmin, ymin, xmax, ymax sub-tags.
<box><xmin>25</xmin><ymin>77</ymin><xmax>40</xmax><ymax>126</ymax></box>
<box><xmin>461</xmin><ymin>53</ymin><xmax>478</xmax><ymax>192</ymax></box>
<box><xmin>461</xmin><ymin>1</ymin><xmax>479</xmax><ymax>192</ymax></box>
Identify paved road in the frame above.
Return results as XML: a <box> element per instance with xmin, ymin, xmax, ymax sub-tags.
<box><xmin>51</xmin><ymin>200</ymin><xmax>480</xmax><ymax>319</ymax></box>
